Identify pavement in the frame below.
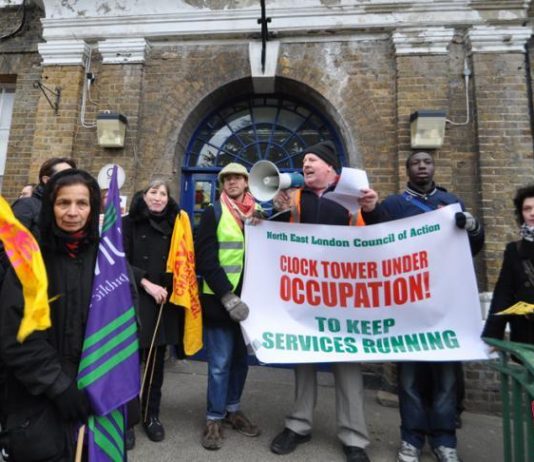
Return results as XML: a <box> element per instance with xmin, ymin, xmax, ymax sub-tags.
<box><xmin>128</xmin><ymin>359</ymin><xmax>503</xmax><ymax>462</ymax></box>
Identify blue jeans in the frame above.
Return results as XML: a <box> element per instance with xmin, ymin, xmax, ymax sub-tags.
<box><xmin>205</xmin><ymin>324</ymin><xmax>249</xmax><ymax>420</ymax></box>
<box><xmin>398</xmin><ymin>362</ymin><xmax>457</xmax><ymax>449</ymax></box>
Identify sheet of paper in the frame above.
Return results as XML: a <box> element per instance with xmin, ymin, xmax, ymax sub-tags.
<box><xmin>323</xmin><ymin>167</ymin><xmax>369</xmax><ymax>214</ymax></box>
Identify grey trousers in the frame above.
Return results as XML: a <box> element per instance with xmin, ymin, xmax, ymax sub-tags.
<box><xmin>284</xmin><ymin>363</ymin><xmax>370</xmax><ymax>448</ymax></box>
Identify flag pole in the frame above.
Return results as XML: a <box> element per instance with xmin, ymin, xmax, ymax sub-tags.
<box><xmin>141</xmin><ymin>302</ymin><xmax>165</xmax><ymax>421</ymax></box>
<box><xmin>75</xmin><ymin>425</ymin><xmax>85</xmax><ymax>462</ymax></box>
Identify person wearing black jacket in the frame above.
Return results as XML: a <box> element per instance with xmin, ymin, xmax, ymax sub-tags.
<box><xmin>0</xmin><ymin>158</ymin><xmax>76</xmax><ymax>285</ymax></box>
<box><xmin>11</xmin><ymin>157</ymin><xmax>76</xmax><ymax>240</ymax></box>
<box><xmin>195</xmin><ymin>163</ymin><xmax>262</xmax><ymax>451</ymax></box>
<box><xmin>379</xmin><ymin>151</ymin><xmax>484</xmax><ymax>462</ymax></box>
<box><xmin>122</xmin><ymin>180</ymin><xmax>185</xmax><ymax>445</ymax></box>
<box><xmin>483</xmin><ymin>184</ymin><xmax>534</xmax><ymax>344</ymax></box>
<box><xmin>269</xmin><ymin>141</ymin><xmax>381</xmax><ymax>462</ymax></box>
<box><xmin>0</xmin><ymin>169</ymin><xmax>99</xmax><ymax>461</ymax></box>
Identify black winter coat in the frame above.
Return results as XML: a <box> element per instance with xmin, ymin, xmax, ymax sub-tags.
<box><xmin>122</xmin><ymin>193</ymin><xmax>185</xmax><ymax>351</ymax></box>
<box><xmin>273</xmin><ymin>185</ymin><xmax>385</xmax><ymax>226</ymax></box>
<box><xmin>482</xmin><ymin>240</ymin><xmax>534</xmax><ymax>344</ymax></box>
<box><xmin>11</xmin><ymin>183</ymin><xmax>45</xmax><ymax>240</ymax></box>
<box><xmin>0</xmin><ymin>170</ymin><xmax>100</xmax><ymax>461</ymax></box>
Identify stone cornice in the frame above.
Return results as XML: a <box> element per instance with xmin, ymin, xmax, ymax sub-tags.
<box><xmin>37</xmin><ymin>39</ymin><xmax>90</xmax><ymax>66</ymax></box>
<box><xmin>468</xmin><ymin>25</ymin><xmax>533</xmax><ymax>53</ymax></box>
<box><xmin>39</xmin><ymin>1</ymin><xmax>530</xmax><ymax>43</ymax></box>
<box><xmin>392</xmin><ymin>27</ymin><xmax>455</xmax><ymax>55</ymax></box>
<box><xmin>98</xmin><ymin>38</ymin><xmax>149</xmax><ymax>64</ymax></box>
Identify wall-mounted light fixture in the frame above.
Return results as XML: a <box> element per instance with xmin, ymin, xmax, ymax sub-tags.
<box><xmin>409</xmin><ymin>110</ymin><xmax>447</xmax><ymax>149</ymax></box>
<box><xmin>96</xmin><ymin>111</ymin><xmax>128</xmax><ymax>148</ymax></box>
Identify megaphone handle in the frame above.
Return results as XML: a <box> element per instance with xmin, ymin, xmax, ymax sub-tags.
<box><xmin>268</xmin><ymin>209</ymin><xmax>292</xmax><ymax>220</ymax></box>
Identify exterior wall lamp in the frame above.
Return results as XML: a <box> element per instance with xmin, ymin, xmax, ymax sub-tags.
<box><xmin>96</xmin><ymin>111</ymin><xmax>128</xmax><ymax>148</ymax></box>
<box><xmin>409</xmin><ymin>110</ymin><xmax>447</xmax><ymax>149</ymax></box>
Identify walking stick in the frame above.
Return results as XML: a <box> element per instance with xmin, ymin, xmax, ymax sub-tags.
<box><xmin>141</xmin><ymin>302</ymin><xmax>165</xmax><ymax>422</ymax></box>
<box><xmin>75</xmin><ymin>425</ymin><xmax>85</xmax><ymax>462</ymax></box>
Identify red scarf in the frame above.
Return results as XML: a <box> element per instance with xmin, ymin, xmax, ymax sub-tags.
<box><xmin>220</xmin><ymin>191</ymin><xmax>256</xmax><ymax>230</ymax></box>
<box><xmin>64</xmin><ymin>229</ymin><xmax>87</xmax><ymax>258</ymax></box>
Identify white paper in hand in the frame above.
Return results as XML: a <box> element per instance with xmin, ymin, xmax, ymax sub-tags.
<box><xmin>323</xmin><ymin>167</ymin><xmax>369</xmax><ymax>214</ymax></box>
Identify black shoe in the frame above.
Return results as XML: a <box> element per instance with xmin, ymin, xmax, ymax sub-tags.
<box><xmin>143</xmin><ymin>416</ymin><xmax>165</xmax><ymax>442</ymax></box>
<box><xmin>343</xmin><ymin>445</ymin><xmax>370</xmax><ymax>462</ymax></box>
<box><xmin>125</xmin><ymin>428</ymin><xmax>135</xmax><ymax>450</ymax></box>
<box><xmin>270</xmin><ymin>428</ymin><xmax>311</xmax><ymax>455</ymax></box>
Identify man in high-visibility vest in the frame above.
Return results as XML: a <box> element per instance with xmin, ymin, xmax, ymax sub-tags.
<box><xmin>195</xmin><ymin>162</ymin><xmax>262</xmax><ymax>451</ymax></box>
<box><xmin>269</xmin><ymin>141</ymin><xmax>383</xmax><ymax>462</ymax></box>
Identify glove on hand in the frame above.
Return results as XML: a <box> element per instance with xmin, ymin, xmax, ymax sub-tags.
<box><xmin>221</xmin><ymin>292</ymin><xmax>250</xmax><ymax>322</ymax></box>
<box><xmin>455</xmin><ymin>211</ymin><xmax>479</xmax><ymax>233</ymax></box>
<box><xmin>52</xmin><ymin>382</ymin><xmax>92</xmax><ymax>422</ymax></box>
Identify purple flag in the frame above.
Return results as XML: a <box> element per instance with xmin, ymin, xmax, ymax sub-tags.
<box><xmin>78</xmin><ymin>165</ymin><xmax>140</xmax><ymax>460</ymax></box>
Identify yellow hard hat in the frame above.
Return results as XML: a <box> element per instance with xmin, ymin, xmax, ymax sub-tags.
<box><xmin>218</xmin><ymin>162</ymin><xmax>249</xmax><ymax>182</ymax></box>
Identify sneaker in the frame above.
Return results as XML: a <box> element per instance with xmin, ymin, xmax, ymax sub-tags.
<box><xmin>143</xmin><ymin>416</ymin><xmax>165</xmax><ymax>442</ymax></box>
<box><xmin>397</xmin><ymin>441</ymin><xmax>421</xmax><ymax>462</ymax></box>
<box><xmin>343</xmin><ymin>445</ymin><xmax>370</xmax><ymax>462</ymax></box>
<box><xmin>431</xmin><ymin>446</ymin><xmax>462</xmax><ymax>462</ymax></box>
<box><xmin>223</xmin><ymin>411</ymin><xmax>260</xmax><ymax>437</ymax></box>
<box><xmin>270</xmin><ymin>428</ymin><xmax>311</xmax><ymax>455</ymax></box>
<box><xmin>125</xmin><ymin>428</ymin><xmax>135</xmax><ymax>450</ymax></box>
<box><xmin>202</xmin><ymin>420</ymin><xmax>224</xmax><ymax>450</ymax></box>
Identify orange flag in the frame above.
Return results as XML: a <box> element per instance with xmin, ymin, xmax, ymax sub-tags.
<box><xmin>166</xmin><ymin>211</ymin><xmax>202</xmax><ymax>355</ymax></box>
<box><xmin>0</xmin><ymin>195</ymin><xmax>51</xmax><ymax>342</ymax></box>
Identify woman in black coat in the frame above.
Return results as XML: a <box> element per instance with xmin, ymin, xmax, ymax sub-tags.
<box><xmin>0</xmin><ymin>169</ymin><xmax>100</xmax><ymax>461</ymax></box>
<box><xmin>122</xmin><ymin>180</ymin><xmax>185</xmax><ymax>443</ymax></box>
<box><xmin>483</xmin><ymin>184</ymin><xmax>534</xmax><ymax>344</ymax></box>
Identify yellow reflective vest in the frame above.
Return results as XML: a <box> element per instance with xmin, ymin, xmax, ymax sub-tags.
<box><xmin>202</xmin><ymin>201</ymin><xmax>260</xmax><ymax>295</ymax></box>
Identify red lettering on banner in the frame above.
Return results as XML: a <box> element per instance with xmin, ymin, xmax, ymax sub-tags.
<box><xmin>278</xmin><ymin>272</ymin><xmax>431</xmax><ymax>308</ymax></box>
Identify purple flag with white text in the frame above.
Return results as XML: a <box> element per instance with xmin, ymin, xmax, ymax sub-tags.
<box><xmin>78</xmin><ymin>165</ymin><xmax>140</xmax><ymax>461</ymax></box>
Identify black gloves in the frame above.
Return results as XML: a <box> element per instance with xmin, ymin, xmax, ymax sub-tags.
<box><xmin>455</xmin><ymin>211</ymin><xmax>480</xmax><ymax>234</ymax></box>
<box><xmin>52</xmin><ymin>382</ymin><xmax>92</xmax><ymax>422</ymax></box>
<box><xmin>221</xmin><ymin>292</ymin><xmax>250</xmax><ymax>322</ymax></box>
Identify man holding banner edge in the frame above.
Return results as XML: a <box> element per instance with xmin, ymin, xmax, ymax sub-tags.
<box><xmin>269</xmin><ymin>140</ymin><xmax>384</xmax><ymax>462</ymax></box>
<box><xmin>379</xmin><ymin>151</ymin><xmax>484</xmax><ymax>462</ymax></box>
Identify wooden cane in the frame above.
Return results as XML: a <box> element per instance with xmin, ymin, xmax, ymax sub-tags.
<box><xmin>141</xmin><ymin>302</ymin><xmax>165</xmax><ymax>422</ymax></box>
<box><xmin>74</xmin><ymin>424</ymin><xmax>85</xmax><ymax>462</ymax></box>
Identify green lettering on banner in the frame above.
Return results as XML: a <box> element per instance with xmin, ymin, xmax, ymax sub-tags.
<box><xmin>360</xmin><ymin>330</ymin><xmax>459</xmax><ymax>355</ymax></box>
<box><xmin>262</xmin><ymin>332</ymin><xmax>274</xmax><ymax>349</ymax></box>
<box><xmin>259</xmin><ymin>332</ymin><xmax>359</xmax><ymax>354</ymax></box>
<box><xmin>410</xmin><ymin>223</ymin><xmax>440</xmax><ymax>237</ymax></box>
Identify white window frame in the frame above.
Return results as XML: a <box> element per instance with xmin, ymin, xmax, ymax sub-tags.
<box><xmin>0</xmin><ymin>84</ymin><xmax>16</xmax><ymax>191</ymax></box>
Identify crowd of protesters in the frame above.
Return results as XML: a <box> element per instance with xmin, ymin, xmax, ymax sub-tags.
<box><xmin>0</xmin><ymin>148</ymin><xmax>529</xmax><ymax>462</ymax></box>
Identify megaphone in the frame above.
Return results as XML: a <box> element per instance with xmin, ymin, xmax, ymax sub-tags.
<box><xmin>249</xmin><ymin>160</ymin><xmax>304</xmax><ymax>201</ymax></box>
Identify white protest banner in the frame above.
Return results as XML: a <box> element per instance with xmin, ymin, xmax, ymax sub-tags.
<box><xmin>240</xmin><ymin>204</ymin><xmax>491</xmax><ymax>363</ymax></box>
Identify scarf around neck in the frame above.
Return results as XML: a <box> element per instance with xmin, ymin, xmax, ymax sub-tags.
<box><xmin>520</xmin><ymin>223</ymin><xmax>534</xmax><ymax>242</ymax></box>
<box><xmin>220</xmin><ymin>191</ymin><xmax>256</xmax><ymax>230</ymax></box>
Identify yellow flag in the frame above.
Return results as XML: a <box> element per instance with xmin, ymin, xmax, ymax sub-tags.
<box><xmin>496</xmin><ymin>301</ymin><xmax>534</xmax><ymax>316</ymax></box>
<box><xmin>166</xmin><ymin>211</ymin><xmax>203</xmax><ymax>355</ymax></box>
<box><xmin>0</xmin><ymin>195</ymin><xmax>51</xmax><ymax>342</ymax></box>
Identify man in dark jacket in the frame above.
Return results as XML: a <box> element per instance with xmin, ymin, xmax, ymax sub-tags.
<box><xmin>11</xmin><ymin>157</ymin><xmax>77</xmax><ymax>239</ymax></box>
<box><xmin>195</xmin><ymin>162</ymin><xmax>262</xmax><ymax>451</ymax></box>
<box><xmin>270</xmin><ymin>141</ymin><xmax>382</xmax><ymax>462</ymax></box>
<box><xmin>379</xmin><ymin>151</ymin><xmax>484</xmax><ymax>462</ymax></box>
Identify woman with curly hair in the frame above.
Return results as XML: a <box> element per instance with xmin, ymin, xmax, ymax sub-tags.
<box><xmin>483</xmin><ymin>184</ymin><xmax>534</xmax><ymax>344</ymax></box>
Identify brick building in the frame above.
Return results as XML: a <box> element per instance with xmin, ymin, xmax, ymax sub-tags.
<box><xmin>1</xmin><ymin>0</ymin><xmax>533</xmax><ymax>413</ymax></box>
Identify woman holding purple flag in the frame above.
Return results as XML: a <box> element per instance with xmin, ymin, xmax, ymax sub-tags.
<box><xmin>0</xmin><ymin>169</ymin><xmax>100</xmax><ymax>461</ymax></box>
<box><xmin>122</xmin><ymin>180</ymin><xmax>186</xmax><ymax>447</ymax></box>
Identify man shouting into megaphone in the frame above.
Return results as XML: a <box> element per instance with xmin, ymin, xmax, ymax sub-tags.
<box><xmin>269</xmin><ymin>140</ymin><xmax>384</xmax><ymax>462</ymax></box>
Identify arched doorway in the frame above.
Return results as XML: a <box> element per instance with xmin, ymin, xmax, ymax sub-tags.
<box><xmin>181</xmin><ymin>93</ymin><xmax>345</xmax><ymax>226</ymax></box>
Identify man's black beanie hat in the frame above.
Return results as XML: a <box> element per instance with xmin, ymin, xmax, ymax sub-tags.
<box><xmin>302</xmin><ymin>141</ymin><xmax>340</xmax><ymax>171</ymax></box>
